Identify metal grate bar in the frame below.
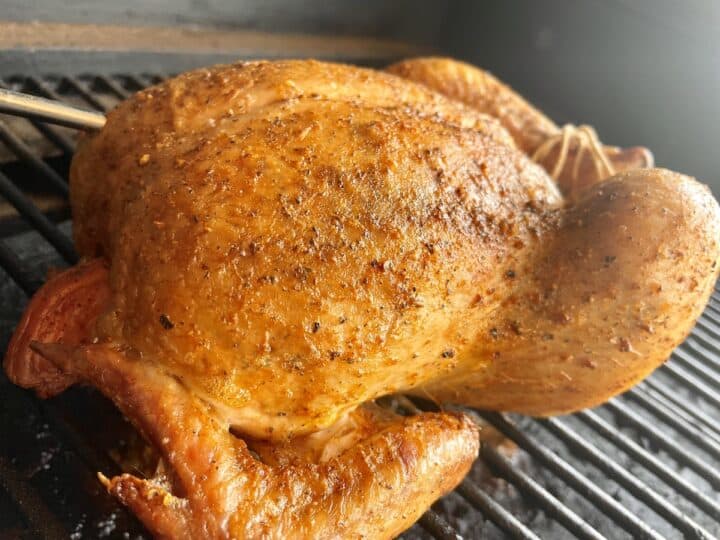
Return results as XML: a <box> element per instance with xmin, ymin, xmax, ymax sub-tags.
<box><xmin>542</xmin><ymin>414</ymin><xmax>713</xmax><ymax>539</ymax></box>
<box><xmin>571</xmin><ymin>411</ymin><xmax>720</xmax><ymax>523</ymax></box>
<box><xmin>705</xmin><ymin>292</ymin><xmax>720</xmax><ymax>307</ymax></box>
<box><xmin>706</xmin><ymin>294</ymin><xmax>720</xmax><ymax>309</ymax></box>
<box><xmin>673</xmin><ymin>346</ymin><xmax>720</xmax><ymax>387</ymax></box>
<box><xmin>0</xmin><ymin>239</ymin><xmax>38</xmax><ymax>295</ymax></box>
<box><xmin>479</xmin><ymin>443</ymin><xmax>605</xmax><ymax>540</ymax></box>
<box><xmin>124</xmin><ymin>75</ymin><xmax>148</xmax><ymax>91</ymax></box>
<box><xmin>418</xmin><ymin>511</ymin><xmax>461</xmax><ymax>540</ymax></box>
<box><xmin>661</xmin><ymin>361</ymin><xmax>720</xmax><ymax>409</ymax></box>
<box><xmin>694</xmin><ymin>316</ymin><xmax>720</xmax><ymax>344</ymax></box>
<box><xmin>603</xmin><ymin>399</ymin><xmax>720</xmax><ymax>489</ymax></box>
<box><xmin>479</xmin><ymin>412</ymin><xmax>663</xmax><ymax>540</ymax></box>
<box><xmin>638</xmin><ymin>379</ymin><xmax>720</xmax><ymax>445</ymax></box>
<box><xmin>0</xmin><ymin>79</ymin><xmax>75</xmax><ymax>155</ymax></box>
<box><xmin>684</xmin><ymin>326</ymin><xmax>720</xmax><ymax>367</ymax></box>
<box><xmin>456</xmin><ymin>479</ymin><xmax>541</xmax><ymax>540</ymax></box>
<box><xmin>682</xmin><ymin>333</ymin><xmax>720</xmax><ymax>374</ymax></box>
<box><xmin>61</xmin><ymin>77</ymin><xmax>108</xmax><ymax>112</ymax></box>
<box><xmin>683</xmin><ymin>324</ymin><xmax>720</xmax><ymax>358</ymax></box>
<box><xmin>0</xmin><ymin>455</ymin><xmax>69</xmax><ymax>538</ymax></box>
<box><xmin>24</xmin><ymin>77</ymin><xmax>64</xmax><ymax>103</ymax></box>
<box><xmin>93</xmin><ymin>75</ymin><xmax>130</xmax><ymax>100</ymax></box>
<box><xmin>140</xmin><ymin>74</ymin><xmax>166</xmax><ymax>85</ymax></box>
<box><xmin>0</xmin><ymin>171</ymin><xmax>76</xmax><ymax>262</ymax></box>
<box><xmin>25</xmin><ymin>116</ymin><xmax>74</xmax><ymax>155</ymax></box>
<box><xmin>700</xmin><ymin>311</ymin><xmax>720</xmax><ymax>335</ymax></box>
<box><xmin>704</xmin><ymin>299</ymin><xmax>720</xmax><ymax>319</ymax></box>
<box><xmin>0</xmin><ymin>120</ymin><xmax>69</xmax><ymax>196</ymax></box>
<box><xmin>626</xmin><ymin>384</ymin><xmax>720</xmax><ymax>456</ymax></box>
<box><xmin>576</xmin><ymin>411</ymin><xmax>720</xmax><ymax>521</ymax></box>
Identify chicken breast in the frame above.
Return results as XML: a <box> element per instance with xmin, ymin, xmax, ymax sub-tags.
<box><xmin>67</xmin><ymin>59</ymin><xmax>565</xmax><ymax>439</ymax></box>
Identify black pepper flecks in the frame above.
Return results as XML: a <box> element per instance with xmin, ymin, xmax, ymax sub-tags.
<box><xmin>159</xmin><ymin>314</ymin><xmax>174</xmax><ymax>330</ymax></box>
<box><xmin>312</xmin><ymin>321</ymin><xmax>321</xmax><ymax>333</ymax></box>
<box><xmin>441</xmin><ymin>349</ymin><xmax>455</xmax><ymax>358</ymax></box>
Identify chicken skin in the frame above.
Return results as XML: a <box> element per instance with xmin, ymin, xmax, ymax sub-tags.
<box><xmin>5</xmin><ymin>58</ymin><xmax>720</xmax><ymax>539</ymax></box>
<box><xmin>387</xmin><ymin>57</ymin><xmax>655</xmax><ymax>200</ymax></box>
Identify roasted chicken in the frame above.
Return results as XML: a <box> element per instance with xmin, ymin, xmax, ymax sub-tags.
<box><xmin>5</xmin><ymin>57</ymin><xmax>720</xmax><ymax>539</ymax></box>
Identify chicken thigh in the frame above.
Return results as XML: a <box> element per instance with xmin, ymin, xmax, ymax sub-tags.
<box><xmin>5</xmin><ymin>58</ymin><xmax>720</xmax><ymax>539</ymax></box>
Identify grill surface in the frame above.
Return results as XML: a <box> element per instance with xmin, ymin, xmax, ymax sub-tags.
<box><xmin>0</xmin><ymin>71</ymin><xmax>719</xmax><ymax>540</ymax></box>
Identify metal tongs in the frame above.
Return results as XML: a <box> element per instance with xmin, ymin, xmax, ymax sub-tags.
<box><xmin>0</xmin><ymin>88</ymin><xmax>106</xmax><ymax>130</ymax></box>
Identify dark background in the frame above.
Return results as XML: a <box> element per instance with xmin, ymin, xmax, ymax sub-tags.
<box><xmin>3</xmin><ymin>0</ymin><xmax>719</xmax><ymax>193</ymax></box>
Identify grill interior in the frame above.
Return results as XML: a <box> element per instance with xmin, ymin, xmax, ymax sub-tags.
<box><xmin>1</xmin><ymin>71</ymin><xmax>719</xmax><ymax>540</ymax></box>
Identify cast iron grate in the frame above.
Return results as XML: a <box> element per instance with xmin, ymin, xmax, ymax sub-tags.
<box><xmin>0</xmin><ymin>73</ymin><xmax>719</xmax><ymax>540</ymax></box>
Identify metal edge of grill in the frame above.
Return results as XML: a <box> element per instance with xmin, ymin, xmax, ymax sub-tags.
<box><xmin>0</xmin><ymin>66</ymin><xmax>719</xmax><ymax>540</ymax></box>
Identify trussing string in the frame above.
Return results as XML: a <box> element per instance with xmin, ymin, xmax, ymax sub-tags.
<box><xmin>531</xmin><ymin>124</ymin><xmax>615</xmax><ymax>188</ymax></box>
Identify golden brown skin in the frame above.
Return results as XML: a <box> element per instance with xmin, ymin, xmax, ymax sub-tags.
<box><xmin>67</xmin><ymin>59</ymin><xmax>563</xmax><ymax>438</ymax></box>
<box><xmin>418</xmin><ymin>169</ymin><xmax>720</xmax><ymax>411</ymax></box>
<box><xmin>4</xmin><ymin>258</ymin><xmax>109</xmax><ymax>396</ymax></box>
<box><xmin>387</xmin><ymin>57</ymin><xmax>558</xmax><ymax>155</ymax></box>
<box><xmin>387</xmin><ymin>57</ymin><xmax>655</xmax><ymax>200</ymax></box>
<box><xmin>4</xmin><ymin>58</ymin><xmax>720</xmax><ymax>538</ymax></box>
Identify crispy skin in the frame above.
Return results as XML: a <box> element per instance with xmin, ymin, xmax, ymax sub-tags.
<box><xmin>33</xmin><ymin>342</ymin><xmax>478</xmax><ymax>540</ymax></box>
<box><xmin>387</xmin><ymin>57</ymin><xmax>654</xmax><ymax>199</ymax></box>
<box><xmin>70</xmin><ymin>59</ymin><xmax>516</xmax><ymax>259</ymax></box>
<box><xmin>4</xmin><ymin>258</ymin><xmax>109</xmax><ymax>396</ymax></box>
<box><xmin>68</xmin><ymin>60</ymin><xmax>561</xmax><ymax>438</ymax></box>
<box><xmin>387</xmin><ymin>57</ymin><xmax>557</xmax><ymax>154</ymax></box>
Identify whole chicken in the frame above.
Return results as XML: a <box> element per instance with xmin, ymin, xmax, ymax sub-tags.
<box><xmin>5</xmin><ymin>58</ymin><xmax>720</xmax><ymax>539</ymax></box>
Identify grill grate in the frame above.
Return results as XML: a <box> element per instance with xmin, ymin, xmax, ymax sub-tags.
<box><xmin>0</xmin><ymin>72</ymin><xmax>719</xmax><ymax>540</ymax></box>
